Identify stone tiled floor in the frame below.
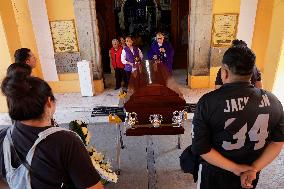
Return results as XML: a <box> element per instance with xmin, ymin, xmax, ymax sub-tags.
<box><xmin>0</xmin><ymin>70</ymin><xmax>283</xmax><ymax>188</ymax></box>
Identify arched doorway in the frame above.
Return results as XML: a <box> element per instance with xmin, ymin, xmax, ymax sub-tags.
<box><xmin>171</xmin><ymin>0</ymin><xmax>189</xmax><ymax>70</ymax></box>
<box><xmin>96</xmin><ymin>0</ymin><xmax>116</xmax><ymax>75</ymax></box>
<box><xmin>115</xmin><ymin>0</ymin><xmax>160</xmax><ymax>50</ymax></box>
<box><xmin>95</xmin><ymin>0</ymin><xmax>190</xmax><ymax>87</ymax></box>
<box><xmin>114</xmin><ymin>0</ymin><xmax>189</xmax><ymax>69</ymax></box>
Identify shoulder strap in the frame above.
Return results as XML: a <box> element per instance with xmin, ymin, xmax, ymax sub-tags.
<box><xmin>225</xmin><ymin>89</ymin><xmax>263</xmax><ymax>135</ymax></box>
<box><xmin>7</xmin><ymin>128</ymin><xmax>32</xmax><ymax>172</ymax></box>
<box><xmin>7</xmin><ymin>127</ymin><xmax>71</xmax><ymax>188</ymax></box>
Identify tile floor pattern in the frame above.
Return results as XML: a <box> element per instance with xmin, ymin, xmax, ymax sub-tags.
<box><xmin>0</xmin><ymin>70</ymin><xmax>283</xmax><ymax>188</ymax></box>
<box><xmin>0</xmin><ymin>122</ymin><xmax>283</xmax><ymax>189</ymax></box>
<box><xmin>88</xmin><ymin>121</ymin><xmax>196</xmax><ymax>189</ymax></box>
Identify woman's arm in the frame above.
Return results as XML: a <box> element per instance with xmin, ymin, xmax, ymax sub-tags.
<box><xmin>121</xmin><ymin>49</ymin><xmax>133</xmax><ymax>66</ymax></box>
<box><xmin>121</xmin><ymin>49</ymin><xmax>127</xmax><ymax>65</ymax></box>
<box><xmin>87</xmin><ymin>182</ymin><xmax>104</xmax><ymax>189</ymax></box>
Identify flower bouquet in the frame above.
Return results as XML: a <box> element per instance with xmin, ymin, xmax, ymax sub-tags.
<box><xmin>69</xmin><ymin>120</ymin><xmax>118</xmax><ymax>184</ymax></box>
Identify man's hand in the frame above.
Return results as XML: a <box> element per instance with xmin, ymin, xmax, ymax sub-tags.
<box><xmin>159</xmin><ymin>48</ymin><xmax>166</xmax><ymax>53</ymax></box>
<box><xmin>127</xmin><ymin>61</ymin><xmax>134</xmax><ymax>67</ymax></box>
<box><xmin>231</xmin><ymin>164</ymin><xmax>253</xmax><ymax>176</ymax></box>
<box><xmin>201</xmin><ymin>148</ymin><xmax>254</xmax><ymax>176</ymax></box>
<box><xmin>241</xmin><ymin>170</ymin><xmax>257</xmax><ymax>188</ymax></box>
<box><xmin>153</xmin><ymin>55</ymin><xmax>158</xmax><ymax>60</ymax></box>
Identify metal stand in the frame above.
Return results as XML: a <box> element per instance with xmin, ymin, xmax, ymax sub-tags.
<box><xmin>120</xmin><ymin>125</ymin><xmax>125</xmax><ymax>149</ymax></box>
<box><xmin>115</xmin><ymin>118</ymin><xmax>185</xmax><ymax>185</ymax></box>
<box><xmin>177</xmin><ymin>134</ymin><xmax>181</xmax><ymax>149</ymax></box>
<box><xmin>116</xmin><ymin>123</ymin><xmax>122</xmax><ymax>175</ymax></box>
<box><xmin>146</xmin><ymin>136</ymin><xmax>157</xmax><ymax>189</ymax></box>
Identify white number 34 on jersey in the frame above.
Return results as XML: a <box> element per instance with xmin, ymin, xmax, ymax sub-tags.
<box><xmin>222</xmin><ymin>114</ymin><xmax>269</xmax><ymax>151</ymax></box>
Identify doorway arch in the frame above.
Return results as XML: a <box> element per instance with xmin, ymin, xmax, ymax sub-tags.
<box><xmin>116</xmin><ymin>0</ymin><xmax>160</xmax><ymax>49</ymax></box>
<box><xmin>73</xmin><ymin>0</ymin><xmax>213</xmax><ymax>88</ymax></box>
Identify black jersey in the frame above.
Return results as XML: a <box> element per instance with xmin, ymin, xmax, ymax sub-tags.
<box><xmin>192</xmin><ymin>82</ymin><xmax>284</xmax><ymax>164</ymax></box>
<box><xmin>215</xmin><ymin>66</ymin><xmax>262</xmax><ymax>86</ymax></box>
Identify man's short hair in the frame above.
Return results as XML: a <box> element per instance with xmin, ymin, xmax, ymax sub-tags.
<box><xmin>6</xmin><ymin>63</ymin><xmax>32</xmax><ymax>77</ymax></box>
<box><xmin>126</xmin><ymin>35</ymin><xmax>133</xmax><ymax>40</ymax></box>
<box><xmin>156</xmin><ymin>32</ymin><xmax>165</xmax><ymax>36</ymax></box>
<box><xmin>112</xmin><ymin>39</ymin><xmax>119</xmax><ymax>44</ymax></box>
<box><xmin>14</xmin><ymin>48</ymin><xmax>31</xmax><ymax>64</ymax></box>
<box><xmin>222</xmin><ymin>45</ymin><xmax>256</xmax><ymax>76</ymax></box>
<box><xmin>231</xmin><ymin>39</ymin><xmax>247</xmax><ymax>47</ymax></box>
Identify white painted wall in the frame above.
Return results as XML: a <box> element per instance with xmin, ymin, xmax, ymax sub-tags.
<box><xmin>272</xmin><ymin>41</ymin><xmax>284</xmax><ymax>104</ymax></box>
<box><xmin>237</xmin><ymin>0</ymin><xmax>258</xmax><ymax>48</ymax></box>
<box><xmin>28</xmin><ymin>0</ymin><xmax>58</xmax><ymax>81</ymax></box>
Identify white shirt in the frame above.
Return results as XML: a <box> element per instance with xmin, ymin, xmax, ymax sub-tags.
<box><xmin>158</xmin><ymin>43</ymin><xmax>166</xmax><ymax>57</ymax></box>
<box><xmin>121</xmin><ymin>47</ymin><xmax>143</xmax><ymax>72</ymax></box>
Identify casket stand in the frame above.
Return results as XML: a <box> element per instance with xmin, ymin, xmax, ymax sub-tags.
<box><xmin>92</xmin><ymin>60</ymin><xmax>189</xmax><ymax>189</ymax></box>
<box><xmin>119</xmin><ymin>60</ymin><xmax>187</xmax><ymax>188</ymax></box>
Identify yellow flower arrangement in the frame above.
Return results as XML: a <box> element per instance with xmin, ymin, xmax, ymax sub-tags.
<box><xmin>69</xmin><ymin>120</ymin><xmax>118</xmax><ymax>184</ymax></box>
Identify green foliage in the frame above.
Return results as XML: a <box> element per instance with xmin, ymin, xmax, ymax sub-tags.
<box><xmin>100</xmin><ymin>179</ymin><xmax>109</xmax><ymax>185</ymax></box>
<box><xmin>69</xmin><ymin>120</ymin><xmax>88</xmax><ymax>146</ymax></box>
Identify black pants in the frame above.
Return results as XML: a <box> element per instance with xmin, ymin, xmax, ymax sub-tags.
<box><xmin>115</xmin><ymin>68</ymin><xmax>126</xmax><ymax>89</ymax></box>
<box><xmin>197</xmin><ymin>163</ymin><xmax>259</xmax><ymax>189</ymax></box>
<box><xmin>124</xmin><ymin>70</ymin><xmax>131</xmax><ymax>88</ymax></box>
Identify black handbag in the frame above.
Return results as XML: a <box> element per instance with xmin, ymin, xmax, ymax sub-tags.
<box><xmin>179</xmin><ymin>145</ymin><xmax>199</xmax><ymax>182</ymax></box>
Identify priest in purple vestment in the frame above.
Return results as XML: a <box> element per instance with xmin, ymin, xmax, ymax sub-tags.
<box><xmin>147</xmin><ymin>32</ymin><xmax>174</xmax><ymax>73</ymax></box>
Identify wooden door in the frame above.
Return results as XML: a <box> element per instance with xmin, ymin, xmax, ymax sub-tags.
<box><xmin>96</xmin><ymin>0</ymin><xmax>116</xmax><ymax>73</ymax></box>
<box><xmin>171</xmin><ymin>0</ymin><xmax>190</xmax><ymax>69</ymax></box>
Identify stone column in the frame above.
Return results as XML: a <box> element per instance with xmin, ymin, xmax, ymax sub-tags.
<box><xmin>73</xmin><ymin>0</ymin><xmax>102</xmax><ymax>79</ymax></box>
<box><xmin>1</xmin><ymin>0</ymin><xmax>43</xmax><ymax>78</ymax></box>
<box><xmin>28</xmin><ymin>0</ymin><xmax>59</xmax><ymax>81</ymax></box>
<box><xmin>237</xmin><ymin>0</ymin><xmax>258</xmax><ymax>48</ymax></box>
<box><xmin>188</xmin><ymin>0</ymin><xmax>213</xmax><ymax>76</ymax></box>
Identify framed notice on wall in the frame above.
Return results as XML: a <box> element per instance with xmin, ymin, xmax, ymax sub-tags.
<box><xmin>50</xmin><ymin>20</ymin><xmax>79</xmax><ymax>53</ymax></box>
<box><xmin>211</xmin><ymin>14</ymin><xmax>238</xmax><ymax>47</ymax></box>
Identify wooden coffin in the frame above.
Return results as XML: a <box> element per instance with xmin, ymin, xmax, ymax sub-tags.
<box><xmin>124</xmin><ymin>60</ymin><xmax>186</xmax><ymax>125</ymax></box>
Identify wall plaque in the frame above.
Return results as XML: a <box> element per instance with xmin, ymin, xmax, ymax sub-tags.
<box><xmin>50</xmin><ymin>20</ymin><xmax>79</xmax><ymax>53</ymax></box>
<box><xmin>211</xmin><ymin>14</ymin><xmax>238</xmax><ymax>47</ymax></box>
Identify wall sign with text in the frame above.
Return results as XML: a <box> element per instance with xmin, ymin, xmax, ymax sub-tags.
<box><xmin>211</xmin><ymin>14</ymin><xmax>238</xmax><ymax>47</ymax></box>
<box><xmin>50</xmin><ymin>20</ymin><xmax>79</xmax><ymax>53</ymax></box>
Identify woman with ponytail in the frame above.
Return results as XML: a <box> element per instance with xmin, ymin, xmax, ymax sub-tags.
<box><xmin>6</xmin><ymin>63</ymin><xmax>32</xmax><ymax>78</ymax></box>
<box><xmin>0</xmin><ymin>75</ymin><xmax>103</xmax><ymax>189</ymax></box>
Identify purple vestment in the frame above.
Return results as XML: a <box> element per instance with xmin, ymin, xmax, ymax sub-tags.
<box><xmin>147</xmin><ymin>41</ymin><xmax>174</xmax><ymax>72</ymax></box>
<box><xmin>124</xmin><ymin>46</ymin><xmax>140</xmax><ymax>72</ymax></box>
